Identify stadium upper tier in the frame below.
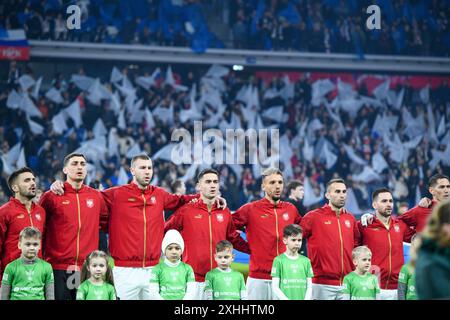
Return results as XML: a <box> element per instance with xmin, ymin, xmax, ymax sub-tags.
<box><xmin>0</xmin><ymin>0</ymin><xmax>448</xmax><ymax>57</ymax></box>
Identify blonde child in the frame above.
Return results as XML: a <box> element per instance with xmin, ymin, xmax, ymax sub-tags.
<box><xmin>76</xmin><ymin>250</ymin><xmax>116</xmax><ymax>300</ymax></box>
<box><xmin>271</xmin><ymin>224</ymin><xmax>313</xmax><ymax>300</ymax></box>
<box><xmin>204</xmin><ymin>240</ymin><xmax>247</xmax><ymax>300</ymax></box>
<box><xmin>342</xmin><ymin>246</ymin><xmax>380</xmax><ymax>300</ymax></box>
<box><xmin>149</xmin><ymin>229</ymin><xmax>196</xmax><ymax>300</ymax></box>
<box><xmin>1</xmin><ymin>227</ymin><xmax>54</xmax><ymax>300</ymax></box>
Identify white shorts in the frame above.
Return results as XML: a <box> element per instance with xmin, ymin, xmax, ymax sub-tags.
<box><xmin>312</xmin><ymin>283</ymin><xmax>344</xmax><ymax>300</ymax></box>
<box><xmin>113</xmin><ymin>266</ymin><xmax>154</xmax><ymax>300</ymax></box>
<box><xmin>246</xmin><ymin>277</ymin><xmax>272</xmax><ymax>300</ymax></box>
<box><xmin>195</xmin><ymin>282</ymin><xmax>206</xmax><ymax>300</ymax></box>
<box><xmin>380</xmin><ymin>289</ymin><xmax>398</xmax><ymax>300</ymax></box>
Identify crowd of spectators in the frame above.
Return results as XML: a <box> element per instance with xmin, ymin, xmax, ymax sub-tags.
<box><xmin>0</xmin><ymin>0</ymin><xmax>448</xmax><ymax>56</ymax></box>
<box><xmin>229</xmin><ymin>0</ymin><xmax>449</xmax><ymax>57</ymax></box>
<box><xmin>0</xmin><ymin>0</ymin><xmax>222</xmax><ymax>52</ymax></box>
<box><xmin>1</xmin><ymin>60</ymin><xmax>449</xmax><ymax>215</ymax></box>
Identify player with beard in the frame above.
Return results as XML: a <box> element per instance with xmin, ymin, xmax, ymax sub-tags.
<box><xmin>39</xmin><ymin>153</ymin><xmax>108</xmax><ymax>300</ymax></box>
<box><xmin>165</xmin><ymin>169</ymin><xmax>249</xmax><ymax>299</ymax></box>
<box><xmin>356</xmin><ymin>188</ymin><xmax>412</xmax><ymax>300</ymax></box>
<box><xmin>0</xmin><ymin>168</ymin><xmax>46</xmax><ymax>285</ymax></box>
<box><xmin>232</xmin><ymin>168</ymin><xmax>301</xmax><ymax>300</ymax></box>
<box><xmin>361</xmin><ymin>174</ymin><xmax>450</xmax><ymax>233</ymax></box>
<box><xmin>300</xmin><ymin>179</ymin><xmax>360</xmax><ymax>300</ymax></box>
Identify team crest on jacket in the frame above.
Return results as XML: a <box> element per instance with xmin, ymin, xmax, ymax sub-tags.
<box><xmin>216</xmin><ymin>214</ymin><xmax>224</xmax><ymax>222</ymax></box>
<box><xmin>282</xmin><ymin>212</ymin><xmax>289</xmax><ymax>221</ymax></box>
<box><xmin>86</xmin><ymin>199</ymin><xmax>94</xmax><ymax>208</ymax></box>
<box><xmin>345</xmin><ymin>220</ymin><xmax>351</xmax><ymax>228</ymax></box>
<box><xmin>17</xmin><ymin>214</ymin><xmax>24</xmax><ymax>219</ymax></box>
<box><xmin>35</xmin><ymin>213</ymin><xmax>42</xmax><ymax>221</ymax></box>
<box><xmin>150</xmin><ymin>196</ymin><xmax>156</xmax><ymax>204</ymax></box>
<box><xmin>394</xmin><ymin>224</ymin><xmax>400</xmax><ymax>232</ymax></box>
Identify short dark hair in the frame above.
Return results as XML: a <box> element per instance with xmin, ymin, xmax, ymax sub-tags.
<box><xmin>326</xmin><ymin>178</ymin><xmax>345</xmax><ymax>191</ymax></box>
<box><xmin>372</xmin><ymin>188</ymin><xmax>392</xmax><ymax>202</ymax></box>
<box><xmin>19</xmin><ymin>227</ymin><xmax>42</xmax><ymax>240</ymax></box>
<box><xmin>216</xmin><ymin>240</ymin><xmax>233</xmax><ymax>253</ymax></box>
<box><xmin>429</xmin><ymin>174</ymin><xmax>450</xmax><ymax>188</ymax></box>
<box><xmin>130</xmin><ymin>153</ymin><xmax>151</xmax><ymax>167</ymax></box>
<box><xmin>7</xmin><ymin>167</ymin><xmax>35</xmax><ymax>192</ymax></box>
<box><xmin>286</xmin><ymin>180</ymin><xmax>303</xmax><ymax>196</ymax></box>
<box><xmin>283</xmin><ymin>224</ymin><xmax>302</xmax><ymax>238</ymax></box>
<box><xmin>63</xmin><ymin>153</ymin><xmax>87</xmax><ymax>167</ymax></box>
<box><xmin>197</xmin><ymin>169</ymin><xmax>219</xmax><ymax>183</ymax></box>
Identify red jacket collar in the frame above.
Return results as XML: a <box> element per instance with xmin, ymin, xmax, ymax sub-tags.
<box><xmin>64</xmin><ymin>181</ymin><xmax>86</xmax><ymax>193</ymax></box>
<box><xmin>9</xmin><ymin>197</ymin><xmax>35</xmax><ymax>211</ymax></box>
<box><xmin>321</xmin><ymin>203</ymin><xmax>349</xmax><ymax>216</ymax></box>
<box><xmin>370</xmin><ymin>215</ymin><xmax>400</xmax><ymax>229</ymax></box>
<box><xmin>128</xmin><ymin>181</ymin><xmax>154</xmax><ymax>194</ymax></box>
<box><xmin>259</xmin><ymin>197</ymin><xmax>284</xmax><ymax>209</ymax></box>
<box><xmin>196</xmin><ymin>198</ymin><xmax>220</xmax><ymax>212</ymax></box>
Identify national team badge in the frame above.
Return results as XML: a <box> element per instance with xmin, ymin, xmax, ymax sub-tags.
<box><xmin>86</xmin><ymin>199</ymin><xmax>94</xmax><ymax>208</ymax></box>
<box><xmin>394</xmin><ymin>224</ymin><xmax>400</xmax><ymax>232</ymax></box>
<box><xmin>283</xmin><ymin>213</ymin><xmax>289</xmax><ymax>221</ymax></box>
<box><xmin>35</xmin><ymin>214</ymin><xmax>41</xmax><ymax>221</ymax></box>
<box><xmin>150</xmin><ymin>196</ymin><xmax>156</xmax><ymax>204</ymax></box>
<box><xmin>217</xmin><ymin>214</ymin><xmax>224</xmax><ymax>222</ymax></box>
<box><xmin>17</xmin><ymin>214</ymin><xmax>24</xmax><ymax>219</ymax></box>
<box><xmin>345</xmin><ymin>220</ymin><xmax>351</xmax><ymax>228</ymax></box>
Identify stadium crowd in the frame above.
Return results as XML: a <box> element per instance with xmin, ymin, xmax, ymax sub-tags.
<box><xmin>0</xmin><ymin>0</ymin><xmax>448</xmax><ymax>56</ymax></box>
<box><xmin>0</xmin><ymin>60</ymin><xmax>449</xmax><ymax>215</ymax></box>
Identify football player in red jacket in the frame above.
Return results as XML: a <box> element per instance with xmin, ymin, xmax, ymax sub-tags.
<box><xmin>233</xmin><ymin>168</ymin><xmax>301</xmax><ymax>300</ymax></box>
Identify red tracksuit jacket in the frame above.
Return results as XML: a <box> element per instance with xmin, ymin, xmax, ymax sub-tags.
<box><xmin>232</xmin><ymin>198</ymin><xmax>301</xmax><ymax>280</ymax></box>
<box><xmin>357</xmin><ymin>216</ymin><xmax>412</xmax><ymax>290</ymax></box>
<box><xmin>301</xmin><ymin>204</ymin><xmax>360</xmax><ymax>286</ymax></box>
<box><xmin>398</xmin><ymin>200</ymin><xmax>436</xmax><ymax>233</ymax></box>
<box><xmin>103</xmin><ymin>182</ymin><xmax>196</xmax><ymax>268</ymax></box>
<box><xmin>39</xmin><ymin>182</ymin><xmax>107</xmax><ymax>270</ymax></box>
<box><xmin>165</xmin><ymin>200</ymin><xmax>250</xmax><ymax>282</ymax></box>
<box><xmin>0</xmin><ymin>198</ymin><xmax>46</xmax><ymax>281</ymax></box>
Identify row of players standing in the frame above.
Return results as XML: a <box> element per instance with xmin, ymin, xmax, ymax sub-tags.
<box><xmin>0</xmin><ymin>152</ymin><xmax>449</xmax><ymax>299</ymax></box>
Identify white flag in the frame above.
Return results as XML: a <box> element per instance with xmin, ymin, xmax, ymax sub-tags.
<box><xmin>20</xmin><ymin>94</ymin><xmax>42</xmax><ymax>118</ymax></box>
<box><xmin>345</xmin><ymin>188</ymin><xmax>362</xmax><ymax>215</ymax></box>
<box><xmin>32</xmin><ymin>77</ymin><xmax>43</xmax><ymax>99</ymax></box>
<box><xmin>262</xmin><ymin>106</ymin><xmax>285</xmax><ymax>123</ymax></box>
<box><xmin>153</xmin><ymin>102</ymin><xmax>174</xmax><ymax>125</ymax></box>
<box><xmin>144</xmin><ymin>108</ymin><xmax>155</xmax><ymax>129</ymax></box>
<box><xmin>206</xmin><ymin>65</ymin><xmax>229</xmax><ymax>78</ymax></box>
<box><xmin>5</xmin><ymin>142</ymin><xmax>21</xmax><ymax>167</ymax></box>
<box><xmin>373</xmin><ymin>79</ymin><xmax>390</xmax><ymax>100</ymax></box>
<box><xmin>6</xmin><ymin>90</ymin><xmax>21</xmax><ymax>109</ymax></box>
<box><xmin>437</xmin><ymin>116</ymin><xmax>446</xmax><ymax>138</ymax></box>
<box><xmin>372</xmin><ymin>152</ymin><xmax>388</xmax><ymax>174</ymax></box>
<box><xmin>337</xmin><ymin>78</ymin><xmax>356</xmax><ymax>100</ymax></box>
<box><xmin>108</xmin><ymin>128</ymin><xmax>119</xmax><ymax>158</ymax></box>
<box><xmin>18</xmin><ymin>75</ymin><xmax>35</xmax><ymax>91</ymax></box>
<box><xmin>117</xmin><ymin>167</ymin><xmax>129</xmax><ymax>185</ymax></box>
<box><xmin>27</xmin><ymin>117</ymin><xmax>44</xmax><ymax>135</ymax></box>
<box><xmin>343</xmin><ymin>144</ymin><xmax>367</xmax><ymax>166</ymax></box>
<box><xmin>45</xmin><ymin>87</ymin><xmax>64</xmax><ymax>104</ymax></box>
<box><xmin>17</xmin><ymin>148</ymin><xmax>27</xmax><ymax>168</ymax></box>
<box><xmin>352</xmin><ymin>166</ymin><xmax>380</xmax><ymax>182</ymax></box>
<box><xmin>311</xmin><ymin>79</ymin><xmax>335</xmax><ymax>106</ymax></box>
<box><xmin>52</xmin><ymin>112</ymin><xmax>68</xmax><ymax>134</ymax></box>
<box><xmin>153</xmin><ymin>144</ymin><xmax>176</xmax><ymax>162</ymax></box>
<box><xmin>110</xmin><ymin>67</ymin><xmax>123</xmax><ymax>83</ymax></box>
<box><xmin>117</xmin><ymin>109</ymin><xmax>126</xmax><ymax>130</ymax></box>
<box><xmin>93</xmin><ymin>118</ymin><xmax>107</xmax><ymax>138</ymax></box>
<box><xmin>303</xmin><ymin>177</ymin><xmax>323</xmax><ymax>207</ymax></box>
<box><xmin>419</xmin><ymin>85</ymin><xmax>429</xmax><ymax>104</ymax></box>
<box><xmin>165</xmin><ymin>66</ymin><xmax>175</xmax><ymax>86</ymax></box>
<box><xmin>179</xmin><ymin>163</ymin><xmax>199</xmax><ymax>183</ymax></box>
<box><xmin>126</xmin><ymin>143</ymin><xmax>142</xmax><ymax>159</ymax></box>
<box><xmin>63</xmin><ymin>99</ymin><xmax>83</xmax><ymax>128</ymax></box>
<box><xmin>322</xmin><ymin>142</ymin><xmax>337</xmax><ymax>169</ymax></box>
<box><xmin>71</xmin><ymin>74</ymin><xmax>95</xmax><ymax>91</ymax></box>
<box><xmin>394</xmin><ymin>88</ymin><xmax>404</xmax><ymax>110</ymax></box>
<box><xmin>302</xmin><ymin>138</ymin><xmax>314</xmax><ymax>162</ymax></box>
